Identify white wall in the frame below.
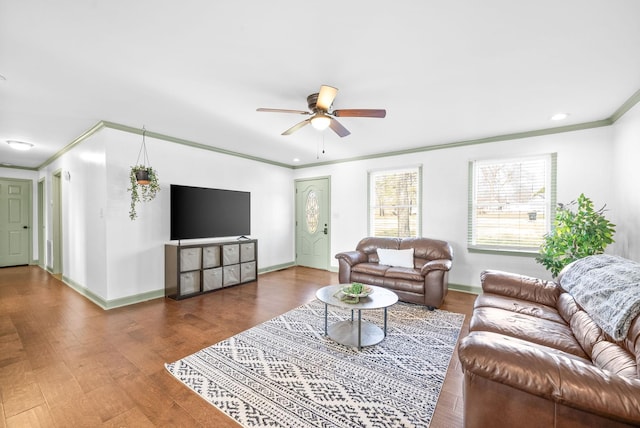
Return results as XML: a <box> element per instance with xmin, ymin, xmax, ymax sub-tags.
<box><xmin>39</xmin><ymin>132</ymin><xmax>109</xmax><ymax>299</ymax></box>
<box><xmin>611</xmin><ymin>102</ymin><xmax>640</xmax><ymax>261</ymax></box>
<box><xmin>99</xmin><ymin>128</ymin><xmax>295</xmax><ymax>301</ymax></box>
<box><xmin>294</xmin><ymin>125</ymin><xmax>616</xmax><ymax>288</ymax></box>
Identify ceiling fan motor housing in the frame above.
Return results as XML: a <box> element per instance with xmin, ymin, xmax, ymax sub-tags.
<box><xmin>307</xmin><ymin>93</ymin><xmax>322</xmax><ymax>112</ymax></box>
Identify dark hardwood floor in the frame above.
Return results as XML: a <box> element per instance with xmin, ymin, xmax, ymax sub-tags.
<box><xmin>0</xmin><ymin>265</ymin><xmax>476</xmax><ymax>427</ymax></box>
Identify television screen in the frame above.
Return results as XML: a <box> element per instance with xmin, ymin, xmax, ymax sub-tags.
<box><xmin>170</xmin><ymin>185</ymin><xmax>251</xmax><ymax>240</ymax></box>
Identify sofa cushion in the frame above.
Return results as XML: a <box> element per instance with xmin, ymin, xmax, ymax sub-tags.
<box><xmin>351</xmin><ymin>272</ymin><xmax>385</xmax><ymax>287</ymax></box>
<box><xmin>382</xmin><ymin>277</ymin><xmax>425</xmax><ymax>294</ymax></box>
<box><xmin>399</xmin><ymin>237</ymin><xmax>452</xmax><ymax>261</ymax></box>
<box><xmin>481</xmin><ymin>270</ymin><xmax>560</xmax><ymax>308</ymax></box>
<box><xmin>377</xmin><ymin>248</ymin><xmax>414</xmax><ymax>268</ymax></box>
<box><xmin>470</xmin><ymin>306</ymin><xmax>588</xmax><ymax>358</ymax></box>
<box><xmin>462</xmin><ymin>330</ymin><xmax>592</xmax><ymax>365</ymax></box>
<box><xmin>355</xmin><ymin>237</ymin><xmax>400</xmax><ymax>263</ymax></box>
<box><xmin>474</xmin><ymin>293</ymin><xmax>566</xmax><ymax>325</ymax></box>
<box><xmin>352</xmin><ymin>263</ymin><xmax>389</xmax><ymax>276</ymax></box>
<box><xmin>384</xmin><ymin>267</ymin><xmax>423</xmax><ymax>282</ymax></box>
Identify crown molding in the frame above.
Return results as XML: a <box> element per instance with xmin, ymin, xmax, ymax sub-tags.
<box><xmin>100</xmin><ymin>121</ymin><xmax>292</xmax><ymax>169</ymax></box>
<box><xmin>291</xmin><ymin>118</ymin><xmax>612</xmax><ymax>169</ymax></box>
<box><xmin>37</xmin><ymin>121</ymin><xmax>106</xmax><ymax>169</ymax></box>
<box><xmin>0</xmin><ymin>164</ymin><xmax>38</xmax><ymax>171</ymax></box>
<box><xmin>35</xmin><ymin>121</ymin><xmax>292</xmax><ymax>171</ymax></box>
<box><xmin>609</xmin><ymin>88</ymin><xmax>640</xmax><ymax>123</ymax></box>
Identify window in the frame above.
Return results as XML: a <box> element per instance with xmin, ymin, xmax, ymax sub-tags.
<box><xmin>469</xmin><ymin>154</ymin><xmax>556</xmax><ymax>252</ymax></box>
<box><xmin>369</xmin><ymin>166</ymin><xmax>421</xmax><ymax>237</ymax></box>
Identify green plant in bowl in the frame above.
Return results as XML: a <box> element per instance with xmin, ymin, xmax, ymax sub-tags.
<box><xmin>339</xmin><ymin>282</ymin><xmax>372</xmax><ymax>303</ymax></box>
<box><xmin>348</xmin><ymin>282</ymin><xmax>364</xmax><ymax>294</ymax></box>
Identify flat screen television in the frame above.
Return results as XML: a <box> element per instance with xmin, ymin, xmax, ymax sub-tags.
<box><xmin>170</xmin><ymin>184</ymin><xmax>251</xmax><ymax>241</ymax></box>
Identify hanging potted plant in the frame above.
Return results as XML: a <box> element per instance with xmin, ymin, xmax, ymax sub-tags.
<box><xmin>536</xmin><ymin>193</ymin><xmax>615</xmax><ymax>277</ymax></box>
<box><xmin>127</xmin><ymin>127</ymin><xmax>160</xmax><ymax>220</ymax></box>
<box><xmin>128</xmin><ymin>165</ymin><xmax>160</xmax><ymax>220</ymax></box>
<box><xmin>134</xmin><ymin>166</ymin><xmax>151</xmax><ymax>185</ymax></box>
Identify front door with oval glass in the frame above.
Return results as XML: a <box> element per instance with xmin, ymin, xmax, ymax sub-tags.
<box><xmin>295</xmin><ymin>177</ymin><xmax>329</xmax><ymax>270</ymax></box>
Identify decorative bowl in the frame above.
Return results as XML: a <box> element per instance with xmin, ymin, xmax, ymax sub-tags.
<box><xmin>341</xmin><ymin>284</ymin><xmax>373</xmax><ymax>298</ymax></box>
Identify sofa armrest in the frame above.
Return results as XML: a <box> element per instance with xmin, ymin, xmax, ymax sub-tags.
<box><xmin>336</xmin><ymin>250</ymin><xmax>368</xmax><ymax>284</ymax></box>
<box><xmin>335</xmin><ymin>250</ymin><xmax>368</xmax><ymax>266</ymax></box>
<box><xmin>480</xmin><ymin>269</ymin><xmax>560</xmax><ymax>307</ymax></box>
<box><xmin>459</xmin><ymin>331</ymin><xmax>640</xmax><ymax>425</ymax></box>
<box><xmin>420</xmin><ymin>259</ymin><xmax>452</xmax><ymax>275</ymax></box>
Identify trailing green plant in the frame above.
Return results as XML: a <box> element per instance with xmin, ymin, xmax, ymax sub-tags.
<box><xmin>128</xmin><ymin>165</ymin><xmax>160</xmax><ymax>220</ymax></box>
<box><xmin>536</xmin><ymin>193</ymin><xmax>615</xmax><ymax>277</ymax></box>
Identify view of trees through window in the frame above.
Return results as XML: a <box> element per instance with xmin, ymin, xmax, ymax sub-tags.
<box><xmin>369</xmin><ymin>167</ymin><xmax>420</xmax><ymax>237</ymax></box>
<box><xmin>470</xmin><ymin>154</ymin><xmax>554</xmax><ymax>250</ymax></box>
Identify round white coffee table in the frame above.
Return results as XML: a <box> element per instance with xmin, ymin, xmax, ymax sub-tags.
<box><xmin>315</xmin><ymin>284</ymin><xmax>398</xmax><ymax>349</ymax></box>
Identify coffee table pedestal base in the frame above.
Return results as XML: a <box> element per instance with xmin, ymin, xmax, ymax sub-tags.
<box><xmin>316</xmin><ymin>285</ymin><xmax>398</xmax><ymax>350</ymax></box>
<box><xmin>327</xmin><ymin>320</ymin><xmax>384</xmax><ymax>348</ymax></box>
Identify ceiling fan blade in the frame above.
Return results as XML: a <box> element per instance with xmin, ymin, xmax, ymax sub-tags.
<box><xmin>329</xmin><ymin>117</ymin><xmax>351</xmax><ymax>138</ymax></box>
<box><xmin>332</xmin><ymin>109</ymin><xmax>386</xmax><ymax>118</ymax></box>
<box><xmin>257</xmin><ymin>108</ymin><xmax>310</xmax><ymax>115</ymax></box>
<box><xmin>282</xmin><ymin>119</ymin><xmax>311</xmax><ymax>135</ymax></box>
<box><xmin>316</xmin><ymin>85</ymin><xmax>338</xmax><ymax>111</ymax></box>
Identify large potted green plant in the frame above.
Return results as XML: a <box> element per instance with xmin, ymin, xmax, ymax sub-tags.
<box><xmin>128</xmin><ymin>165</ymin><xmax>160</xmax><ymax>220</ymax></box>
<box><xmin>536</xmin><ymin>193</ymin><xmax>615</xmax><ymax>277</ymax></box>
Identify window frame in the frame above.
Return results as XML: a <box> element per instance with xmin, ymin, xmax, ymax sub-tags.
<box><xmin>468</xmin><ymin>153</ymin><xmax>557</xmax><ymax>255</ymax></box>
<box><xmin>367</xmin><ymin>165</ymin><xmax>422</xmax><ymax>238</ymax></box>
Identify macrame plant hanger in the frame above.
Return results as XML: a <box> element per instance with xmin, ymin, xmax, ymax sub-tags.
<box><xmin>134</xmin><ymin>126</ymin><xmax>152</xmax><ymax>185</ymax></box>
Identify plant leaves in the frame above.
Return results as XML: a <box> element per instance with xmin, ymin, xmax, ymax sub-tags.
<box><xmin>536</xmin><ymin>194</ymin><xmax>615</xmax><ymax>277</ymax></box>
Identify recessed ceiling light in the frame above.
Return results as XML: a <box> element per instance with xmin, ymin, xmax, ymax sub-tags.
<box><xmin>7</xmin><ymin>140</ymin><xmax>34</xmax><ymax>151</ymax></box>
<box><xmin>551</xmin><ymin>113</ymin><xmax>569</xmax><ymax>121</ymax></box>
<box><xmin>293</xmin><ymin>158</ymin><xmax>300</xmax><ymax>162</ymax></box>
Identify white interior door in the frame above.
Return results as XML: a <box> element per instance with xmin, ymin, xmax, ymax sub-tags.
<box><xmin>0</xmin><ymin>178</ymin><xmax>31</xmax><ymax>267</ymax></box>
<box><xmin>295</xmin><ymin>177</ymin><xmax>330</xmax><ymax>270</ymax></box>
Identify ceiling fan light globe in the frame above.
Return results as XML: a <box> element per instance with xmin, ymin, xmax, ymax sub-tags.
<box><xmin>311</xmin><ymin>115</ymin><xmax>331</xmax><ymax>130</ymax></box>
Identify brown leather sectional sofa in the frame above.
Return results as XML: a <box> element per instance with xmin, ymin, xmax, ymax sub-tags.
<box><xmin>458</xmin><ymin>268</ymin><xmax>640</xmax><ymax>427</ymax></box>
<box><xmin>334</xmin><ymin>236</ymin><xmax>453</xmax><ymax>309</ymax></box>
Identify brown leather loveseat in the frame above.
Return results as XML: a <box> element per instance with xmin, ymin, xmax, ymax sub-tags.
<box><xmin>335</xmin><ymin>236</ymin><xmax>453</xmax><ymax>309</ymax></box>
<box><xmin>458</xmin><ymin>255</ymin><xmax>640</xmax><ymax>428</ymax></box>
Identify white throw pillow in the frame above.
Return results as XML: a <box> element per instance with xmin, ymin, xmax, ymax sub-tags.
<box><xmin>377</xmin><ymin>248</ymin><xmax>414</xmax><ymax>268</ymax></box>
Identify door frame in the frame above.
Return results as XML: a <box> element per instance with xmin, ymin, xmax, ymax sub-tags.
<box><xmin>0</xmin><ymin>177</ymin><xmax>33</xmax><ymax>267</ymax></box>
<box><xmin>52</xmin><ymin>170</ymin><xmax>63</xmax><ymax>275</ymax></box>
<box><xmin>294</xmin><ymin>176</ymin><xmax>331</xmax><ymax>270</ymax></box>
<box><xmin>38</xmin><ymin>178</ymin><xmax>45</xmax><ymax>268</ymax></box>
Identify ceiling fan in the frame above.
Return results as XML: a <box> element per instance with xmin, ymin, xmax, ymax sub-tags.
<box><xmin>257</xmin><ymin>85</ymin><xmax>386</xmax><ymax>137</ymax></box>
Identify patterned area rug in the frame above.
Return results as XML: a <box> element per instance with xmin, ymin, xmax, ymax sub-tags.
<box><xmin>166</xmin><ymin>299</ymin><xmax>464</xmax><ymax>427</ymax></box>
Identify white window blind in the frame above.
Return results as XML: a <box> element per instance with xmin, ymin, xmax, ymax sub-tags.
<box><xmin>369</xmin><ymin>166</ymin><xmax>421</xmax><ymax>238</ymax></box>
<box><xmin>469</xmin><ymin>154</ymin><xmax>556</xmax><ymax>251</ymax></box>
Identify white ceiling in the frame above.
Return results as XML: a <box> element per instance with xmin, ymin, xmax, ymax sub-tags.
<box><xmin>1</xmin><ymin>1</ymin><xmax>639</xmax><ymax>169</ymax></box>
